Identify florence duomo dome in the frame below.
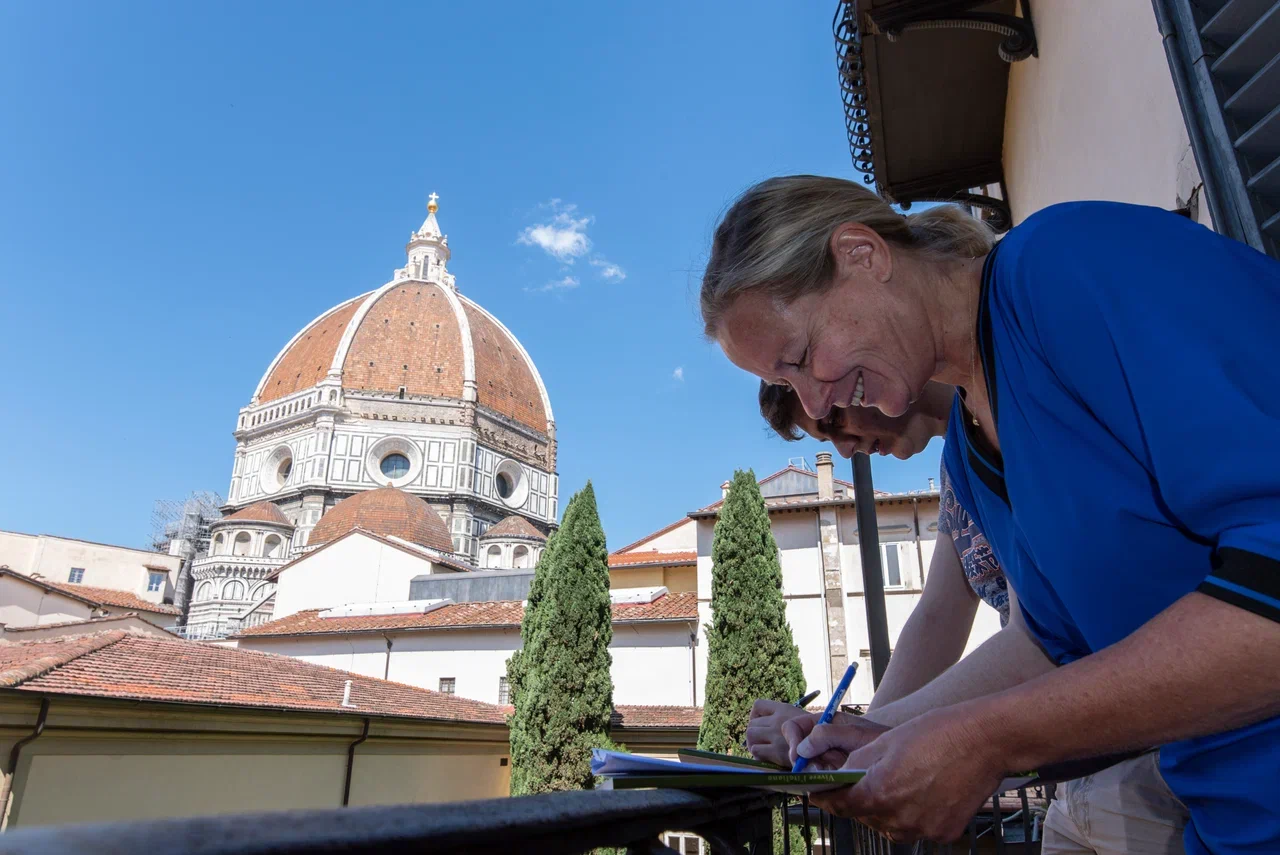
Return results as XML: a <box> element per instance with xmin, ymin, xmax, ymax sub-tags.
<box><xmin>183</xmin><ymin>194</ymin><xmax>558</xmax><ymax>637</ymax></box>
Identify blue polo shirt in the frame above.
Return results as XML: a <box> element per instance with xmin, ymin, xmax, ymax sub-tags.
<box><xmin>942</xmin><ymin>201</ymin><xmax>1280</xmax><ymax>855</ymax></box>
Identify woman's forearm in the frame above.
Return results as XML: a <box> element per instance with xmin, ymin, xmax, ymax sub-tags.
<box><xmin>868</xmin><ymin>588</ymin><xmax>1055</xmax><ymax>727</ymax></box>
<box><xmin>869</xmin><ymin>539</ymin><xmax>979</xmax><ymax>712</ymax></box>
<box><xmin>974</xmin><ymin>592</ymin><xmax>1280</xmax><ymax>773</ymax></box>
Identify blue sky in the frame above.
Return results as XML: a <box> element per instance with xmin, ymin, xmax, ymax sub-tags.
<box><xmin>0</xmin><ymin>1</ymin><xmax>942</xmax><ymax>551</ymax></box>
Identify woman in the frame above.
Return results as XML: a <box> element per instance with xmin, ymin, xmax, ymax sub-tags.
<box><xmin>751</xmin><ymin>384</ymin><xmax>1189</xmax><ymax>854</ymax></box>
<box><xmin>700</xmin><ymin>176</ymin><xmax>1280</xmax><ymax>853</ymax></box>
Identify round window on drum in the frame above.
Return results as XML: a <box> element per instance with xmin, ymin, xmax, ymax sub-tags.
<box><xmin>381</xmin><ymin>453</ymin><xmax>411</xmax><ymax>479</ymax></box>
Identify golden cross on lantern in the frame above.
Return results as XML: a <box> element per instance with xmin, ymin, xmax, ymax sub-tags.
<box><xmin>428</xmin><ymin>192</ymin><xmax>439</xmax><ymax>213</ymax></box>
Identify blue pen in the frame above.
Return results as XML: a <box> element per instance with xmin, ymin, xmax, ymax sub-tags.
<box><xmin>792</xmin><ymin>661</ymin><xmax>858</xmax><ymax>774</ymax></box>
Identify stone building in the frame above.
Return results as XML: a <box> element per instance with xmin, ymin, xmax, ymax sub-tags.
<box><xmin>183</xmin><ymin>196</ymin><xmax>558</xmax><ymax>636</ymax></box>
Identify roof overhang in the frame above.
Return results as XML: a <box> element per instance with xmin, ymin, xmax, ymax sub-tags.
<box><xmin>836</xmin><ymin>0</ymin><xmax>1037</xmax><ymax>231</ymax></box>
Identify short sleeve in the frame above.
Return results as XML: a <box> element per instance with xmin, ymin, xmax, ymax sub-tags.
<box><xmin>1006</xmin><ymin>204</ymin><xmax>1280</xmax><ymax>622</ymax></box>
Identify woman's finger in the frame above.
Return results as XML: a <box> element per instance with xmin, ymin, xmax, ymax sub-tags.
<box><xmin>794</xmin><ymin>722</ymin><xmax>883</xmax><ymax>762</ymax></box>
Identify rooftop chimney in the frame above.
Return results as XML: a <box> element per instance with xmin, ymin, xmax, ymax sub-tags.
<box><xmin>340</xmin><ymin>680</ymin><xmax>356</xmax><ymax>708</ymax></box>
<box><xmin>928</xmin><ymin>477</ymin><xmax>936</xmax><ymax>492</ymax></box>
<box><xmin>815</xmin><ymin>452</ymin><xmax>835</xmax><ymax>500</ymax></box>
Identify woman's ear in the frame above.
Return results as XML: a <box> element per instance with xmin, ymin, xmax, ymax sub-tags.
<box><xmin>830</xmin><ymin>223</ymin><xmax>892</xmax><ymax>284</ymax></box>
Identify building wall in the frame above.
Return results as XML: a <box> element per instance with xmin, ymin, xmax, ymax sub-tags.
<box><xmin>691</xmin><ymin>494</ymin><xmax>1000</xmax><ymax>707</ymax></box>
<box><xmin>609</xmin><ymin>564</ymin><xmax>696</xmax><ymax>593</ymax></box>
<box><xmin>620</xmin><ymin>519</ymin><xmax>697</xmax><ymax>554</ymax></box>
<box><xmin>0</xmin><ymin>577</ymin><xmax>93</xmax><ymax>628</ymax></box>
<box><xmin>0</xmin><ymin>698</ymin><xmax>509</xmax><ymax>829</ymax></box>
<box><xmin>610</xmin><ymin>623</ymin><xmax>698</xmax><ymax>707</ymax></box>
<box><xmin>1004</xmin><ymin>0</ymin><xmax>1213</xmax><ymax>228</ymax></box>
<box><xmin>271</xmin><ymin>535</ymin><xmax>438</xmax><ymax>619</ymax></box>
<box><xmin>238</xmin><ymin>622</ymin><xmax>696</xmax><ymax>707</ymax></box>
<box><xmin>0</xmin><ymin>531</ymin><xmax>180</xmax><ymax>604</ymax></box>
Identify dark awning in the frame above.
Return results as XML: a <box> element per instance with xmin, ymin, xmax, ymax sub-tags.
<box><xmin>835</xmin><ymin>0</ymin><xmax>1037</xmax><ymax>230</ymax></box>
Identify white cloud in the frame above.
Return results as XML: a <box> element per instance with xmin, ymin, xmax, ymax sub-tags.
<box><xmin>525</xmin><ymin>275</ymin><xmax>580</xmax><ymax>294</ymax></box>
<box><xmin>517</xmin><ymin>202</ymin><xmax>592</xmax><ymax>263</ymax></box>
<box><xmin>672</xmin><ymin>366</ymin><xmax>684</xmax><ymax>382</ymax></box>
<box><xmin>591</xmin><ymin>257</ymin><xmax>627</xmax><ymax>281</ymax></box>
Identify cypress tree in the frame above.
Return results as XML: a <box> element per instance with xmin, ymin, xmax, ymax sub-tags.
<box><xmin>507</xmin><ymin>482</ymin><xmax>616</xmax><ymax>795</ymax></box>
<box><xmin>698</xmin><ymin>469</ymin><xmax>806</xmax><ymax>754</ymax></box>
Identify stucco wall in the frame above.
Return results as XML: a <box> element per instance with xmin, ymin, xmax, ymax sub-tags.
<box><xmin>240</xmin><ymin>622</ymin><xmax>696</xmax><ymax>707</ymax></box>
<box><xmin>0</xmin><ymin>531</ymin><xmax>180</xmax><ymax>605</ymax></box>
<box><xmin>272</xmin><ymin>534</ymin><xmax>435</xmax><ymax>619</ymax></box>
<box><xmin>2</xmin><ymin>705</ymin><xmax>510</xmax><ymax>828</ymax></box>
<box><xmin>622</xmin><ymin>519</ymin><xmax>697</xmax><ymax>553</ymax></box>
<box><xmin>1004</xmin><ymin>0</ymin><xmax>1212</xmax><ymax>228</ymax></box>
<box><xmin>0</xmin><ymin>576</ymin><xmax>93</xmax><ymax>628</ymax></box>
<box><xmin>609</xmin><ymin>564</ymin><xmax>696</xmax><ymax>593</ymax></box>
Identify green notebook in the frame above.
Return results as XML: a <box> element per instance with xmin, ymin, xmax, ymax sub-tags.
<box><xmin>604</xmin><ymin>769</ymin><xmax>866</xmax><ymax>795</ymax></box>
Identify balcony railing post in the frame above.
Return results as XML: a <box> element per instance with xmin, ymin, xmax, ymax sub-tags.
<box><xmin>852</xmin><ymin>453</ymin><xmax>892</xmax><ymax>687</ymax></box>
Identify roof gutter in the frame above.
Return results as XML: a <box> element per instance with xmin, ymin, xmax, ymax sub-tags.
<box><xmin>0</xmin><ymin>697</ymin><xmax>49</xmax><ymax>829</ymax></box>
<box><xmin>342</xmin><ymin>717</ymin><xmax>370</xmax><ymax>807</ymax></box>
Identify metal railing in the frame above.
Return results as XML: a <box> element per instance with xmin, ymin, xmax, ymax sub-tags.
<box><xmin>0</xmin><ymin>785</ymin><xmax>1046</xmax><ymax>855</ymax></box>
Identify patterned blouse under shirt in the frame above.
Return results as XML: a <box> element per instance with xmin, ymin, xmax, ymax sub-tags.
<box><xmin>938</xmin><ymin>462</ymin><xmax>1010</xmax><ymax>625</ymax></box>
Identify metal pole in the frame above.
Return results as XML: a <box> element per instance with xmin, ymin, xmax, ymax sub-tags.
<box><xmin>853</xmin><ymin>453</ymin><xmax>892</xmax><ymax>688</ymax></box>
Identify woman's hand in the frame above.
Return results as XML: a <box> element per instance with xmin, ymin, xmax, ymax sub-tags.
<box><xmin>743</xmin><ymin>700</ymin><xmax>816</xmax><ymax>767</ymax></box>
<box><xmin>793</xmin><ymin>706</ymin><xmax>1004</xmax><ymax>843</ymax></box>
<box><xmin>782</xmin><ymin>714</ymin><xmax>890</xmax><ymax>770</ymax></box>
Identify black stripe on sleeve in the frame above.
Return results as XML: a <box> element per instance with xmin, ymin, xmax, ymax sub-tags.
<box><xmin>1198</xmin><ymin>547</ymin><xmax>1280</xmax><ymax>623</ymax></box>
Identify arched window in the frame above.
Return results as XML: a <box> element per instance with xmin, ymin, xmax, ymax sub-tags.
<box><xmin>263</xmin><ymin>535</ymin><xmax>283</xmax><ymax>559</ymax></box>
<box><xmin>486</xmin><ymin>545</ymin><xmax>503</xmax><ymax>569</ymax></box>
<box><xmin>513</xmin><ymin>545</ymin><xmax>530</xmax><ymax>569</ymax></box>
<box><xmin>250</xmin><ymin>582</ymin><xmax>271</xmax><ymax>601</ymax></box>
<box><xmin>233</xmin><ymin>532</ymin><xmax>252</xmax><ymax>556</ymax></box>
<box><xmin>212</xmin><ymin>533</ymin><xmax>225</xmax><ymax>556</ymax></box>
<box><xmin>196</xmin><ymin>581</ymin><xmax>213</xmax><ymax>602</ymax></box>
<box><xmin>223</xmin><ymin>579</ymin><xmax>246</xmax><ymax>600</ymax></box>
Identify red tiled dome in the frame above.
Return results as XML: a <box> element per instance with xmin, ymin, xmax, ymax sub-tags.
<box><xmin>308</xmin><ymin>488</ymin><xmax>453</xmax><ymax>553</ymax></box>
<box><xmin>256</xmin><ymin>290</ymin><xmax>550</xmax><ymax>434</ymax></box>
<box><xmin>479</xmin><ymin>515</ymin><xmax>546</xmax><ymax>542</ymax></box>
<box><xmin>221</xmin><ymin>501</ymin><xmax>294</xmax><ymax>528</ymax></box>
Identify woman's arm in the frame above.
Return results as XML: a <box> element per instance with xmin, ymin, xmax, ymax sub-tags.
<box><xmin>794</xmin><ymin>592</ymin><xmax>1280</xmax><ymax>841</ymax></box>
<box><xmin>866</xmin><ymin>585</ymin><xmax>1056</xmax><ymax>726</ymax></box>
<box><xmin>867</xmin><ymin>534</ymin><xmax>979</xmax><ymax>711</ymax></box>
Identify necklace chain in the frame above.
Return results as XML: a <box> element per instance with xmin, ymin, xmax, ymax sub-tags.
<box><xmin>968</xmin><ymin>282</ymin><xmax>981</xmax><ymax>428</ymax></box>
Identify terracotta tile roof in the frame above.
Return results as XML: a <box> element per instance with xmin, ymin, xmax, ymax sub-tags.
<box><xmin>610</xmin><ymin>592</ymin><xmax>698</xmax><ymax>622</ymax></box>
<box><xmin>0</xmin><ymin>631</ymin><xmax>505</xmax><ymax>724</ymax></box>
<box><xmin>308</xmin><ymin>488</ymin><xmax>453</xmax><ymax>553</ymax></box>
<box><xmin>235</xmin><ymin>592</ymin><xmax>698</xmax><ymax>639</ymax></box>
<box><xmin>479</xmin><ymin>515</ymin><xmax>547</xmax><ymax>542</ymax></box>
<box><xmin>221</xmin><ymin>501</ymin><xmax>294</xmax><ymax>528</ymax></box>
<box><xmin>611</xmin><ymin>705</ymin><xmax>703</xmax><ymax>729</ymax></box>
<box><xmin>608</xmin><ymin>551</ymin><xmax>697</xmax><ymax>568</ymax></box>
<box><xmin>9</xmin><ymin>571</ymin><xmax>180</xmax><ymax>616</ymax></box>
<box><xmin>2</xmin><ymin>614</ymin><xmax>178</xmax><ymax>637</ymax></box>
<box><xmin>260</xmin><ymin>295</ymin><xmax>366</xmax><ymax>404</ymax></box>
<box><xmin>462</xmin><ymin>299</ymin><xmax>549</xmax><ymax>434</ymax></box>
<box><xmin>341</xmin><ymin>284</ymin><xmax>467</xmax><ymax>403</ymax></box>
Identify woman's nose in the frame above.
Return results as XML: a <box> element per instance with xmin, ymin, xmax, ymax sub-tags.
<box><xmin>796</xmin><ymin>383</ymin><xmax>833</xmax><ymax>421</ymax></box>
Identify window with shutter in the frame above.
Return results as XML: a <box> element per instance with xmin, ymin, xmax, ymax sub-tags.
<box><xmin>1156</xmin><ymin>0</ymin><xmax>1280</xmax><ymax>258</ymax></box>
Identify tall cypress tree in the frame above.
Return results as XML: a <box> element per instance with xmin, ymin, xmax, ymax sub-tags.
<box><xmin>699</xmin><ymin>469</ymin><xmax>806</xmax><ymax>754</ymax></box>
<box><xmin>507</xmin><ymin>482</ymin><xmax>616</xmax><ymax>795</ymax></box>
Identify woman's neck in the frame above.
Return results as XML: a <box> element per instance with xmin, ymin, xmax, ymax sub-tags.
<box><xmin>927</xmin><ymin>254</ymin><xmax>986</xmax><ymax>392</ymax></box>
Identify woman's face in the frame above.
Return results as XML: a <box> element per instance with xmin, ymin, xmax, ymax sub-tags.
<box><xmin>716</xmin><ymin>225</ymin><xmax>937</xmax><ymax>420</ymax></box>
<box><xmin>791</xmin><ymin>384</ymin><xmax>951</xmax><ymax>460</ymax></box>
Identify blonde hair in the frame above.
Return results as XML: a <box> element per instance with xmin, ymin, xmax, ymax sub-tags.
<box><xmin>700</xmin><ymin>175</ymin><xmax>993</xmax><ymax>336</ymax></box>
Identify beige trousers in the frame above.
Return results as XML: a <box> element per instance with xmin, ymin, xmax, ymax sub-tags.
<box><xmin>1041</xmin><ymin>751</ymin><xmax>1189</xmax><ymax>855</ymax></box>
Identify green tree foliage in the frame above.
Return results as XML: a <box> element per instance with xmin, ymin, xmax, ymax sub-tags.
<box><xmin>507</xmin><ymin>482</ymin><xmax>616</xmax><ymax>795</ymax></box>
<box><xmin>698</xmin><ymin>469</ymin><xmax>806</xmax><ymax>754</ymax></box>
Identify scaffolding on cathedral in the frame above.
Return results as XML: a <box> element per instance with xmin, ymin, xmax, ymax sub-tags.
<box><xmin>150</xmin><ymin>491</ymin><xmax>224</xmax><ymax>559</ymax></box>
